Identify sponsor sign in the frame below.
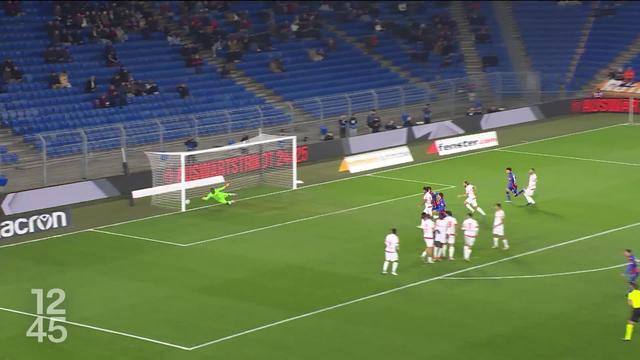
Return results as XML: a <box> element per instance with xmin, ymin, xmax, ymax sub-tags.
<box><xmin>571</xmin><ymin>98</ymin><xmax>640</xmax><ymax>113</ymax></box>
<box><xmin>163</xmin><ymin>145</ymin><xmax>308</xmax><ymax>182</ymax></box>
<box><xmin>0</xmin><ymin>209</ymin><xmax>71</xmax><ymax>240</ymax></box>
<box><xmin>428</xmin><ymin>131</ymin><xmax>499</xmax><ymax>156</ymax></box>
<box><xmin>339</xmin><ymin>146</ymin><xmax>414</xmax><ymax>174</ymax></box>
<box><xmin>598</xmin><ymin>79</ymin><xmax>640</xmax><ymax>95</ymax></box>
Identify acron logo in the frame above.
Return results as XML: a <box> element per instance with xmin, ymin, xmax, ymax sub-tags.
<box><xmin>0</xmin><ymin>210</ymin><xmax>71</xmax><ymax>239</ymax></box>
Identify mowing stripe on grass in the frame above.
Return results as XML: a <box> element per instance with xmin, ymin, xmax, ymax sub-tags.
<box><xmin>496</xmin><ymin>149</ymin><xmax>640</xmax><ymax>167</ymax></box>
<box><xmin>5</xmin><ymin>122</ymin><xmax>628</xmax><ymax>250</ymax></box>
<box><xmin>0</xmin><ymin>306</ymin><xmax>191</xmax><ymax>351</ymax></box>
<box><xmin>184</xmin><ymin>185</ymin><xmax>456</xmax><ymax>247</ymax></box>
<box><xmin>187</xmin><ymin>221</ymin><xmax>640</xmax><ymax>350</ymax></box>
<box><xmin>90</xmin><ymin>229</ymin><xmax>187</xmax><ymax>247</ymax></box>
<box><xmin>441</xmin><ymin>263</ymin><xmax>624</xmax><ymax>280</ymax></box>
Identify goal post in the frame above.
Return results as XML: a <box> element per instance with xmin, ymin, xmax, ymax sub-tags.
<box><xmin>139</xmin><ymin>133</ymin><xmax>299</xmax><ymax>211</ymax></box>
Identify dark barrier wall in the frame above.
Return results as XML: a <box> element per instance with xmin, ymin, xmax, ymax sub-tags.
<box><xmin>538</xmin><ymin>99</ymin><xmax>574</xmax><ymax>118</ymax></box>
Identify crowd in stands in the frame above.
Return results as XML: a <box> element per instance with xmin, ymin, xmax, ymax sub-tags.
<box><xmin>1</xmin><ymin>59</ymin><xmax>23</xmax><ymax>83</ymax></box>
<box><xmin>3</xmin><ymin>0</ymin><xmax>22</xmax><ymax>17</ymax></box>
<box><xmin>48</xmin><ymin>71</ymin><xmax>71</xmax><ymax>89</ymax></box>
<box><xmin>48</xmin><ymin>1</ymin><xmax>162</xmax><ymax>45</ymax></box>
<box><xmin>608</xmin><ymin>66</ymin><xmax>636</xmax><ymax>85</ymax></box>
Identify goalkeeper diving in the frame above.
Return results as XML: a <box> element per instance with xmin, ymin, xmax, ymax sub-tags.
<box><xmin>201</xmin><ymin>183</ymin><xmax>236</xmax><ymax>205</ymax></box>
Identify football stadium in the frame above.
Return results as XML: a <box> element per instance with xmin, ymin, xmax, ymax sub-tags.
<box><xmin>0</xmin><ymin>1</ymin><xmax>639</xmax><ymax>359</ymax></box>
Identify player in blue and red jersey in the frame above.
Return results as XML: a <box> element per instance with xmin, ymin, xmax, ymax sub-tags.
<box><xmin>625</xmin><ymin>249</ymin><xmax>639</xmax><ymax>290</ymax></box>
<box><xmin>433</xmin><ymin>192</ymin><xmax>447</xmax><ymax>217</ymax></box>
<box><xmin>505</xmin><ymin>167</ymin><xmax>519</xmax><ymax>202</ymax></box>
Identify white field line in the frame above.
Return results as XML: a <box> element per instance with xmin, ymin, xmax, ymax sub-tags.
<box><xmin>0</xmin><ymin>306</ymin><xmax>191</xmax><ymax>351</ymax></box>
<box><xmin>441</xmin><ymin>263</ymin><xmax>624</xmax><ymax>280</ymax></box>
<box><xmin>366</xmin><ymin>174</ymin><xmax>452</xmax><ymax>186</ymax></box>
<box><xmin>187</xmin><ymin>221</ymin><xmax>640</xmax><ymax>350</ymax></box>
<box><xmin>184</xmin><ymin>184</ymin><xmax>456</xmax><ymax>247</ymax></box>
<box><xmin>497</xmin><ymin>149</ymin><xmax>640</xmax><ymax>167</ymax></box>
<box><xmin>5</xmin><ymin>122</ymin><xmax>628</xmax><ymax>249</ymax></box>
<box><xmin>90</xmin><ymin>229</ymin><xmax>187</xmax><ymax>247</ymax></box>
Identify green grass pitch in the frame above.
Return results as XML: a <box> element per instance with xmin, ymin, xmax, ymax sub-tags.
<box><xmin>1</xmin><ymin>114</ymin><xmax>639</xmax><ymax>359</ymax></box>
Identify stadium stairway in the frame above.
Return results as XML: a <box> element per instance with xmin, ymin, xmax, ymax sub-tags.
<box><xmin>563</xmin><ymin>1</ymin><xmax>600</xmax><ymax>91</ymax></box>
<box><xmin>449</xmin><ymin>1</ymin><xmax>495</xmax><ymax>106</ymax></box>
<box><xmin>492</xmin><ymin>2</ymin><xmax>535</xmax><ymax>95</ymax></box>
<box><xmin>580</xmin><ymin>34</ymin><xmax>640</xmax><ymax>93</ymax></box>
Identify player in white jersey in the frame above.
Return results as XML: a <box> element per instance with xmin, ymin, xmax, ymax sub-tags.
<box><xmin>521</xmin><ymin>168</ymin><xmax>537</xmax><ymax>206</ymax></box>
<box><xmin>492</xmin><ymin>203</ymin><xmax>509</xmax><ymax>250</ymax></box>
<box><xmin>434</xmin><ymin>213</ymin><xmax>448</xmax><ymax>261</ymax></box>
<box><xmin>445</xmin><ymin>210</ymin><xmax>458</xmax><ymax>260</ymax></box>
<box><xmin>382</xmin><ymin>228</ymin><xmax>399</xmax><ymax>275</ymax></box>
<box><xmin>459</xmin><ymin>180</ymin><xmax>486</xmax><ymax>216</ymax></box>
<box><xmin>418</xmin><ymin>212</ymin><xmax>435</xmax><ymax>264</ymax></box>
<box><xmin>420</xmin><ymin>186</ymin><xmax>434</xmax><ymax>214</ymax></box>
<box><xmin>461</xmin><ymin>213</ymin><xmax>479</xmax><ymax>261</ymax></box>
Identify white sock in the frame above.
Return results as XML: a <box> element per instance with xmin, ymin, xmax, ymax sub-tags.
<box><xmin>476</xmin><ymin>207</ymin><xmax>486</xmax><ymax>216</ymax></box>
<box><xmin>391</xmin><ymin>262</ymin><xmax>398</xmax><ymax>273</ymax></box>
<box><xmin>524</xmin><ymin>194</ymin><xmax>535</xmax><ymax>204</ymax></box>
<box><xmin>449</xmin><ymin>245</ymin><xmax>455</xmax><ymax>258</ymax></box>
<box><xmin>383</xmin><ymin>261</ymin><xmax>389</xmax><ymax>273</ymax></box>
<box><xmin>427</xmin><ymin>256</ymin><xmax>433</xmax><ymax>262</ymax></box>
<box><xmin>503</xmin><ymin>239</ymin><xmax>509</xmax><ymax>248</ymax></box>
<box><xmin>437</xmin><ymin>247</ymin><xmax>443</xmax><ymax>258</ymax></box>
<box><xmin>421</xmin><ymin>251</ymin><xmax>426</xmax><ymax>257</ymax></box>
<box><xmin>493</xmin><ymin>238</ymin><xmax>499</xmax><ymax>247</ymax></box>
<box><xmin>442</xmin><ymin>244</ymin><xmax>448</xmax><ymax>256</ymax></box>
<box><xmin>466</xmin><ymin>204</ymin><xmax>475</xmax><ymax>212</ymax></box>
<box><xmin>463</xmin><ymin>246</ymin><xmax>471</xmax><ymax>260</ymax></box>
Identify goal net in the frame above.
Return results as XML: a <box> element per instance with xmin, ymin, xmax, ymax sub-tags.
<box><xmin>140</xmin><ymin>133</ymin><xmax>298</xmax><ymax>211</ymax></box>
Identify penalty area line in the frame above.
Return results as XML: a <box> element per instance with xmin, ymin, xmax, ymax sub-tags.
<box><xmin>90</xmin><ymin>229</ymin><xmax>187</xmax><ymax>247</ymax></box>
<box><xmin>187</xmin><ymin>221</ymin><xmax>640</xmax><ymax>351</ymax></box>
<box><xmin>440</xmin><ymin>263</ymin><xmax>625</xmax><ymax>280</ymax></box>
<box><xmin>0</xmin><ymin>306</ymin><xmax>191</xmax><ymax>351</ymax></box>
<box><xmin>496</xmin><ymin>149</ymin><xmax>640</xmax><ymax>167</ymax></box>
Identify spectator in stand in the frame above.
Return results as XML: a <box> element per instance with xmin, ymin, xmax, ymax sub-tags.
<box><xmin>269</xmin><ymin>57</ymin><xmax>285</xmax><ymax>73</ymax></box>
<box><xmin>43</xmin><ymin>46</ymin><xmax>72</xmax><ymax>63</ymax></box>
<box><xmin>307</xmin><ymin>48</ymin><xmax>325</xmax><ymax>62</ymax></box>
<box><xmin>188</xmin><ymin>53</ymin><xmax>204</xmax><ymax>73</ymax></box>
<box><xmin>367</xmin><ymin>110</ymin><xmax>381</xmax><ymax>133</ymax></box>
<box><xmin>374</xmin><ymin>20</ymin><xmax>385</xmax><ymax>32</ymax></box>
<box><xmin>422</xmin><ymin>104</ymin><xmax>432</xmax><ymax>124</ymax></box>
<box><xmin>326</xmin><ymin>37</ymin><xmax>337</xmax><ymax>52</ymax></box>
<box><xmin>48</xmin><ymin>72</ymin><xmax>60</xmax><ymax>89</ymax></box>
<box><xmin>95</xmin><ymin>95</ymin><xmax>111</xmax><ymax>108</ymax></box>
<box><xmin>593</xmin><ymin>88</ymin><xmax>604</xmax><ymax>98</ymax></box>
<box><xmin>85</xmin><ymin>76</ymin><xmax>97</xmax><ymax>93</ymax></box>
<box><xmin>348</xmin><ymin>114</ymin><xmax>358</xmax><ymax>137</ymax></box>
<box><xmin>441</xmin><ymin>52</ymin><xmax>454</xmax><ymax>68</ymax></box>
<box><xmin>1</xmin><ymin>59</ymin><xmax>22</xmax><ymax>82</ymax></box>
<box><xmin>338</xmin><ymin>115</ymin><xmax>347</xmax><ymax>138</ymax></box>
<box><xmin>106</xmin><ymin>84</ymin><xmax>118</xmax><ymax>103</ymax></box>
<box><xmin>52</xmin><ymin>72</ymin><xmax>71</xmax><ymax>89</ymax></box>
<box><xmin>624</xmin><ymin>67</ymin><xmax>635</xmax><ymax>85</ymax></box>
<box><xmin>177</xmin><ymin>83</ymin><xmax>190</xmax><ymax>98</ymax></box>
<box><xmin>4</xmin><ymin>0</ymin><xmax>22</xmax><ymax>16</ymax></box>
<box><xmin>467</xmin><ymin>101</ymin><xmax>483</xmax><ymax>116</ymax></box>
<box><xmin>167</xmin><ymin>32</ymin><xmax>182</xmax><ymax>46</ymax></box>
<box><xmin>401</xmin><ymin>112</ymin><xmax>414</xmax><ymax>127</ymax></box>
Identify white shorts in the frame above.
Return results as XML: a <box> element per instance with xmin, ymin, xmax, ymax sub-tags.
<box><xmin>424</xmin><ymin>206</ymin><xmax>433</xmax><ymax>214</ymax></box>
<box><xmin>464</xmin><ymin>236</ymin><xmax>476</xmax><ymax>246</ymax></box>
<box><xmin>525</xmin><ymin>188</ymin><xmax>535</xmax><ymax>197</ymax></box>
<box><xmin>465</xmin><ymin>198</ymin><xmax>478</xmax><ymax>207</ymax></box>
<box><xmin>447</xmin><ymin>234</ymin><xmax>455</xmax><ymax>244</ymax></box>
<box><xmin>435</xmin><ymin>234</ymin><xmax>447</xmax><ymax>244</ymax></box>
<box><xmin>385</xmin><ymin>252</ymin><xmax>398</xmax><ymax>262</ymax></box>
<box><xmin>493</xmin><ymin>225</ymin><xmax>504</xmax><ymax>237</ymax></box>
<box><xmin>424</xmin><ymin>237</ymin><xmax>434</xmax><ymax>247</ymax></box>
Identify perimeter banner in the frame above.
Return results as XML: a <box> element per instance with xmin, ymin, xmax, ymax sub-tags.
<box><xmin>427</xmin><ymin>131</ymin><xmax>499</xmax><ymax>156</ymax></box>
<box><xmin>339</xmin><ymin>146</ymin><xmax>414</xmax><ymax>173</ymax></box>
